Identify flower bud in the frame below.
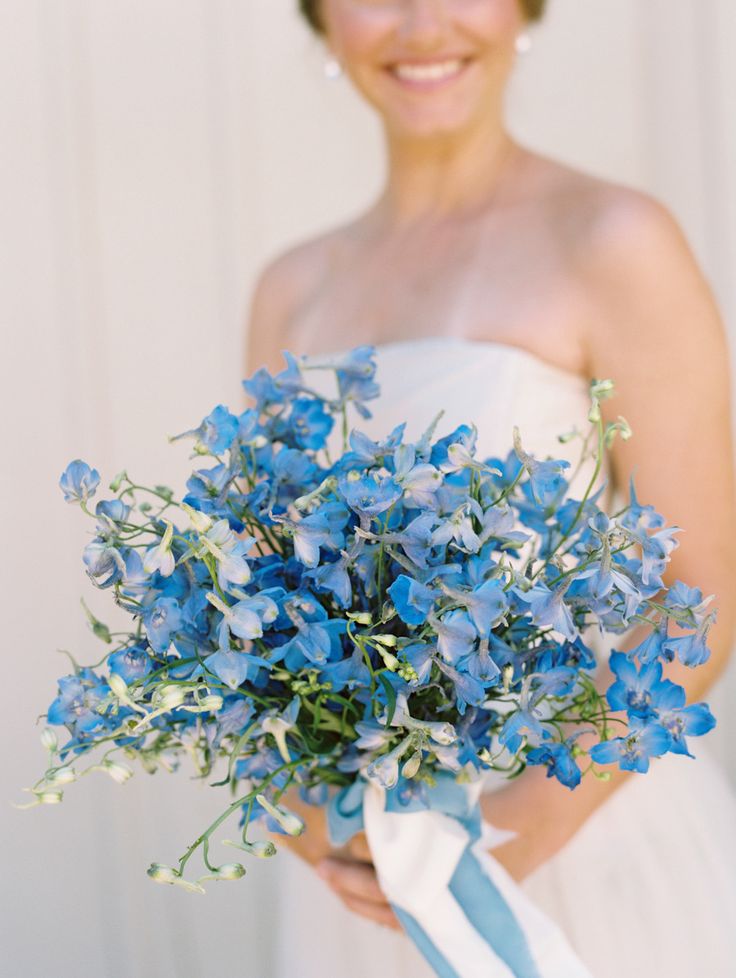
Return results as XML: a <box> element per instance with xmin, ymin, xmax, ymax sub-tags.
<box><xmin>212</xmin><ymin>862</ymin><xmax>246</xmax><ymax>880</ymax></box>
<box><xmin>197</xmin><ymin>694</ymin><xmax>224</xmax><ymax>712</ymax></box>
<box><xmin>424</xmin><ymin>721</ymin><xmax>456</xmax><ymax>746</ymax></box>
<box><xmin>100</xmin><ymin>759</ymin><xmax>134</xmax><ymax>784</ymax></box>
<box><xmin>348</xmin><ymin>611</ymin><xmax>372</xmax><ymax>625</ymax></box>
<box><xmin>590</xmin><ymin>378</ymin><xmax>615</xmax><ymax>400</ymax></box>
<box><xmin>147</xmin><ymin>862</ymin><xmax>179</xmax><ymax>884</ymax></box>
<box><xmin>158</xmin><ymin>685</ymin><xmax>187</xmax><ymax>709</ymax></box>
<box><xmin>40</xmin><ymin>728</ymin><xmax>58</xmax><ymax>751</ymax></box>
<box><xmin>108</xmin><ymin>673</ymin><xmax>129</xmax><ymax>700</ymax></box>
<box><xmin>373</xmin><ymin>634</ymin><xmax>398</xmax><ymax>648</ymax></box>
<box><xmin>249</xmin><ymin>839</ymin><xmax>277</xmax><ymax>858</ymax></box>
<box><xmin>109</xmin><ymin>470</ymin><xmax>128</xmax><ymax>492</ymax></box>
<box><xmin>182</xmin><ymin>503</ymin><xmax>213</xmax><ymax>534</ymax></box>
<box><xmin>402</xmin><ymin>750</ymin><xmax>422</xmax><ymax>779</ymax></box>
<box><xmin>223</xmin><ymin>838</ymin><xmax>278</xmax><ymax>858</ymax></box>
<box><xmin>44</xmin><ymin>767</ymin><xmax>76</xmax><ymax>787</ymax></box>
<box><xmin>407</xmin><ymin>718</ymin><xmax>456</xmax><ymax>745</ymax></box>
<box><xmin>255</xmin><ymin>794</ymin><xmax>305</xmax><ymax>836</ymax></box>
<box><xmin>378</xmin><ymin>649</ymin><xmax>400</xmax><ymax>672</ymax></box>
<box><xmin>37</xmin><ymin>790</ymin><xmax>64</xmax><ymax>805</ymax></box>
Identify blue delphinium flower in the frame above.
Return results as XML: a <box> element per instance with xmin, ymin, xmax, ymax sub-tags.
<box><xmin>322</xmin><ymin>647</ymin><xmax>372</xmax><ymax>691</ymax></box>
<box><xmin>512</xmin><ymin>579</ymin><xmax>577</xmax><ymax>641</ymax></box>
<box><xmin>433</xmin><ymin>609</ymin><xmax>477</xmax><ymax>664</ymax></box>
<box><xmin>527</xmin><ymin>740</ymin><xmax>582</xmax><ymax>789</ymax></box>
<box><xmin>47</xmin><ymin>669</ymin><xmax>109</xmax><ymax>736</ymax></box>
<box><xmin>388</xmin><ymin>575</ymin><xmax>436</xmax><ymax>626</ymax></box>
<box><xmin>498</xmin><ymin>702</ymin><xmax>551</xmax><ymax>754</ymax></box>
<box><xmin>662</xmin><ymin>615</ymin><xmax>715</xmax><ymax>667</ymax></box>
<box><xmin>142</xmin><ymin>597</ymin><xmax>183</xmax><ymax>654</ymax></box>
<box><xmin>440</xmin><ymin>578</ymin><xmax>508</xmax><ymax>638</ymax></box>
<box><xmin>338</xmin><ymin>471</ymin><xmax>402</xmax><ymax>517</ymax></box>
<box><xmin>605</xmin><ymin>651</ymin><xmax>672</xmax><ymax>720</ymax></box>
<box><xmin>303</xmin><ymin>554</ymin><xmax>352</xmax><ymax>608</ymax></box>
<box><xmin>436</xmin><ymin>661</ymin><xmax>486</xmax><ymax>715</ymax></box>
<box><xmin>83</xmin><ymin>538</ymin><xmax>127</xmax><ymax>588</ymax></box>
<box><xmin>654</xmin><ymin>684</ymin><xmax>716</xmax><ymax>756</ymax></box>
<box><xmin>215</xmin><ymin>593</ymin><xmax>280</xmax><ymax>641</ymax></box>
<box><xmin>108</xmin><ymin>645</ymin><xmax>153</xmax><ymax>683</ymax></box>
<box><xmin>172</xmin><ymin>404</ymin><xmax>240</xmax><ymax>456</ymax></box>
<box><xmin>287</xmin><ymin>397</ymin><xmax>334</xmax><ymax>450</ymax></box>
<box><xmin>271</xmin><ymin>501</ymin><xmax>349</xmax><ymax>569</ymax></box>
<box><xmin>513</xmin><ymin>427</ymin><xmax>570</xmax><ymax>508</ymax></box>
<box><xmin>334</xmin><ymin>345</ymin><xmax>380</xmax><ymax>416</ymax></box>
<box><xmin>430</xmin><ymin>500</ymin><xmax>483</xmax><ymax>552</ymax></box>
<box><xmin>60</xmin><ymin>460</ymin><xmax>100</xmax><ymax>504</ymax></box>
<box><xmin>386</xmin><ymin>511</ymin><xmax>437</xmax><ymax>568</ymax></box>
<box><xmin>624</xmin><ymin>617</ymin><xmax>670</xmax><ymax>664</ymax></box>
<box><xmin>589</xmin><ymin>720</ymin><xmax>671</xmax><ymax>773</ymax></box>
<box><xmin>206</xmin><ymin>644</ymin><xmax>269</xmax><ymax>691</ymax></box>
<box><xmin>95</xmin><ymin>498</ymin><xmax>131</xmax><ymax>523</ymax></box>
<box><xmin>391</xmin><ymin>443</ymin><xmax>443</xmax><ymax>509</ymax></box>
<box><xmin>662</xmin><ymin>580</ymin><xmax>711</xmax><ymax>626</ymax></box>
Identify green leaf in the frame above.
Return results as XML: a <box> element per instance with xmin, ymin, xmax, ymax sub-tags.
<box><xmin>378</xmin><ymin>673</ymin><xmax>397</xmax><ymax>727</ymax></box>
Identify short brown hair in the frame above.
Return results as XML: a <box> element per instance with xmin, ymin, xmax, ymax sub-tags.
<box><xmin>298</xmin><ymin>0</ymin><xmax>548</xmax><ymax>33</ymax></box>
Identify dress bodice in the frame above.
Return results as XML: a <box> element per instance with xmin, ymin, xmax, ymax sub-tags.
<box><xmin>303</xmin><ymin>335</ymin><xmax>613</xmax><ymax>510</ymax></box>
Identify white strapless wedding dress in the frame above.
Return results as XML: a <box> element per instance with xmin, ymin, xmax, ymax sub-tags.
<box><xmin>271</xmin><ymin>336</ymin><xmax>736</xmax><ymax>978</ymax></box>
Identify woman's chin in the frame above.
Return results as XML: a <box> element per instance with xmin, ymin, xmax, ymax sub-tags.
<box><xmin>386</xmin><ymin>108</ymin><xmax>479</xmax><ymax>142</ymax></box>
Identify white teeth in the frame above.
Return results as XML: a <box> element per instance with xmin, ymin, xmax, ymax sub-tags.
<box><xmin>393</xmin><ymin>59</ymin><xmax>464</xmax><ymax>83</ymax></box>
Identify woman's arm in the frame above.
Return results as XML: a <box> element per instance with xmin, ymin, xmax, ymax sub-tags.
<box><xmin>479</xmin><ymin>190</ymin><xmax>736</xmax><ymax>879</ymax></box>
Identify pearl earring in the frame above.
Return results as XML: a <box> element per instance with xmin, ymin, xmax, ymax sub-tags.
<box><xmin>514</xmin><ymin>32</ymin><xmax>532</xmax><ymax>55</ymax></box>
<box><xmin>324</xmin><ymin>56</ymin><xmax>343</xmax><ymax>80</ymax></box>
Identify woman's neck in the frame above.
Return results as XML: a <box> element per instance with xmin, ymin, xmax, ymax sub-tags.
<box><xmin>376</xmin><ymin>117</ymin><xmax>520</xmax><ymax>226</ymax></box>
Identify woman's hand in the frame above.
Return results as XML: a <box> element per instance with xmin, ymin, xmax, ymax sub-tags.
<box><xmin>273</xmin><ymin>784</ymin><xmax>401</xmax><ymax>930</ymax></box>
<box><xmin>275</xmin><ymin>770</ymin><xmax>589</xmax><ymax>932</ymax></box>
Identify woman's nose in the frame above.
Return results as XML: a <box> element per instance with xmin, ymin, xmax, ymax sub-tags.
<box><xmin>396</xmin><ymin>0</ymin><xmax>451</xmax><ymax>49</ymax></box>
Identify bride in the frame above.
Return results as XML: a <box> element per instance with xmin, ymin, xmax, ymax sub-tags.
<box><xmin>244</xmin><ymin>1</ymin><xmax>736</xmax><ymax>975</ymax></box>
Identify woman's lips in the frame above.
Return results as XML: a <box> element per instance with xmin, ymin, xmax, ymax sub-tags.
<box><xmin>386</xmin><ymin>57</ymin><xmax>471</xmax><ymax>90</ymax></box>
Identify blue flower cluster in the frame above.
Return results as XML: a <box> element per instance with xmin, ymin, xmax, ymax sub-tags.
<box><xmin>31</xmin><ymin>345</ymin><xmax>717</xmax><ymax>889</ymax></box>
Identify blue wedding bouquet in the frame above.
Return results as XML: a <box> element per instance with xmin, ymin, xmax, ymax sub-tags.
<box><xmin>26</xmin><ymin>344</ymin><xmax>717</xmax><ymax>976</ymax></box>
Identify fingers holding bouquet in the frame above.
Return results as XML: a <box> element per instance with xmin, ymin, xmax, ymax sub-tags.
<box><xmin>274</xmin><ymin>784</ymin><xmax>399</xmax><ymax>929</ymax></box>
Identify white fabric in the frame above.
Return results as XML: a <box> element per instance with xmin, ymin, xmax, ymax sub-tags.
<box><xmin>272</xmin><ymin>336</ymin><xmax>736</xmax><ymax>978</ymax></box>
<box><xmin>363</xmin><ymin>781</ymin><xmax>592</xmax><ymax>977</ymax></box>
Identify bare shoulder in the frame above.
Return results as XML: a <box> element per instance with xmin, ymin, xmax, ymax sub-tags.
<box><xmin>525</xmin><ymin>150</ymin><xmax>685</xmax><ymax>253</ymax></box>
<box><xmin>526</xmin><ymin>152</ymin><xmax>728</xmax><ymax>375</ymax></box>
<box><xmin>243</xmin><ymin>222</ymin><xmax>355</xmax><ymax>376</ymax></box>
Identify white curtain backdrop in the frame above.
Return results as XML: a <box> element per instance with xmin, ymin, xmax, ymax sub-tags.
<box><xmin>2</xmin><ymin>2</ymin><xmax>734</xmax><ymax>976</ymax></box>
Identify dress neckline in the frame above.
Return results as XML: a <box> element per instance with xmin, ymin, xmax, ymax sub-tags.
<box><xmin>319</xmin><ymin>335</ymin><xmax>590</xmax><ymax>389</ymax></box>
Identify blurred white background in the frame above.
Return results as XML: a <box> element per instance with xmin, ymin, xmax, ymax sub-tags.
<box><xmin>2</xmin><ymin>1</ymin><xmax>735</xmax><ymax>975</ymax></box>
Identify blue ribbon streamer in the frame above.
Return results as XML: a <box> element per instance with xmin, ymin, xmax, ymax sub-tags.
<box><xmin>326</xmin><ymin>775</ymin><xmax>542</xmax><ymax>978</ymax></box>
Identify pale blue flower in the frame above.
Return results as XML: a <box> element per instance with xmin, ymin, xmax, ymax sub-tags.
<box><xmin>143</xmin><ymin>597</ymin><xmax>182</xmax><ymax>653</ymax></box>
<box><xmin>527</xmin><ymin>740</ymin><xmax>581</xmax><ymax>789</ymax></box>
<box><xmin>434</xmin><ymin>609</ymin><xmax>477</xmax><ymax>664</ymax></box>
<box><xmin>60</xmin><ymin>460</ymin><xmax>100</xmax><ymax>504</ymax></box>
<box><xmin>288</xmin><ymin>398</ymin><xmax>334</xmax><ymax>450</ymax></box>
<box><xmin>589</xmin><ymin>720</ymin><xmax>671</xmax><ymax>773</ymax></box>
<box><xmin>654</xmin><ymin>683</ymin><xmax>716</xmax><ymax>757</ymax></box>
<box><xmin>338</xmin><ymin>471</ymin><xmax>402</xmax><ymax>517</ymax></box>
<box><xmin>388</xmin><ymin>575</ymin><xmax>436</xmax><ymax>626</ymax></box>
<box><xmin>513</xmin><ymin>580</ymin><xmax>577</xmax><ymax>641</ymax></box>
